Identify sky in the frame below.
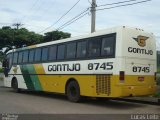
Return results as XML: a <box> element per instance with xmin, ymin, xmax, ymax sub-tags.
<box><xmin>0</xmin><ymin>0</ymin><xmax>160</xmax><ymax>49</ymax></box>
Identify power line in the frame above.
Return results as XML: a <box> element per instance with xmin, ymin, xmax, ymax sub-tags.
<box><xmin>96</xmin><ymin>0</ymin><xmax>151</xmax><ymax>11</ymax></box>
<box><xmin>97</xmin><ymin>0</ymin><xmax>138</xmax><ymax>7</ymax></box>
<box><xmin>20</xmin><ymin>0</ymin><xmax>41</xmax><ymax>22</ymax></box>
<box><xmin>39</xmin><ymin>0</ymin><xmax>81</xmax><ymax>33</ymax></box>
<box><xmin>57</xmin><ymin>12</ymin><xmax>89</xmax><ymax>30</ymax></box>
<box><xmin>27</xmin><ymin>0</ymin><xmax>40</xmax><ymax>12</ymax></box>
<box><xmin>23</xmin><ymin>0</ymin><xmax>46</xmax><ymax>23</ymax></box>
<box><xmin>56</xmin><ymin>8</ymin><xmax>89</xmax><ymax>30</ymax></box>
<box><xmin>39</xmin><ymin>0</ymin><xmax>151</xmax><ymax>33</ymax></box>
<box><xmin>37</xmin><ymin>1</ymin><xmax>56</xmax><ymax>20</ymax></box>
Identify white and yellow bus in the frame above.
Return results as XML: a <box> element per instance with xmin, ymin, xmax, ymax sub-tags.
<box><xmin>2</xmin><ymin>26</ymin><xmax>157</xmax><ymax>102</ymax></box>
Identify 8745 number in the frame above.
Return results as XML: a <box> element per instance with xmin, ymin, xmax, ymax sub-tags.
<box><xmin>88</xmin><ymin>62</ymin><xmax>113</xmax><ymax>70</ymax></box>
<box><xmin>132</xmin><ymin>66</ymin><xmax>150</xmax><ymax>73</ymax></box>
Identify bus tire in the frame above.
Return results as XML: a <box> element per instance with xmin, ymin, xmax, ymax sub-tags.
<box><xmin>66</xmin><ymin>81</ymin><xmax>81</xmax><ymax>102</ymax></box>
<box><xmin>11</xmin><ymin>78</ymin><xmax>21</xmax><ymax>93</ymax></box>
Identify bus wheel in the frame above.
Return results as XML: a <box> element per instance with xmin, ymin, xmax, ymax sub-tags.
<box><xmin>66</xmin><ymin>81</ymin><xmax>81</xmax><ymax>102</ymax></box>
<box><xmin>11</xmin><ymin>79</ymin><xmax>21</xmax><ymax>93</ymax></box>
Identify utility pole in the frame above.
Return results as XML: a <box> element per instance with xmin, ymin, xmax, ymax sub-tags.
<box><xmin>12</xmin><ymin>23</ymin><xmax>23</xmax><ymax>29</ymax></box>
<box><xmin>91</xmin><ymin>0</ymin><xmax>96</xmax><ymax>33</ymax></box>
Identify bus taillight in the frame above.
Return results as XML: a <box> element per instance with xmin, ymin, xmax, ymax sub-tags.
<box><xmin>119</xmin><ymin>71</ymin><xmax>125</xmax><ymax>82</ymax></box>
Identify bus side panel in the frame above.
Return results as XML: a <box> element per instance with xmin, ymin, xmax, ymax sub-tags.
<box><xmin>4</xmin><ymin>65</ymin><xmax>27</xmax><ymax>89</ymax></box>
<box><xmin>33</xmin><ymin>64</ymin><xmax>96</xmax><ymax>95</ymax></box>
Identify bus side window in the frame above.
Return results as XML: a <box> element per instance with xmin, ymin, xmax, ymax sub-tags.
<box><xmin>29</xmin><ymin>49</ymin><xmax>35</xmax><ymax>63</ymax></box>
<box><xmin>57</xmin><ymin>44</ymin><xmax>65</xmax><ymax>60</ymax></box>
<box><xmin>88</xmin><ymin>38</ymin><xmax>101</xmax><ymax>57</ymax></box>
<box><xmin>18</xmin><ymin>52</ymin><xmax>23</xmax><ymax>64</ymax></box>
<box><xmin>48</xmin><ymin>45</ymin><xmax>57</xmax><ymax>61</ymax></box>
<box><xmin>34</xmin><ymin>48</ymin><xmax>42</xmax><ymax>62</ymax></box>
<box><xmin>6</xmin><ymin>54</ymin><xmax>11</xmax><ymax>68</ymax></box>
<box><xmin>13</xmin><ymin>52</ymin><xmax>18</xmax><ymax>64</ymax></box>
<box><xmin>101</xmin><ymin>36</ymin><xmax>114</xmax><ymax>56</ymax></box>
<box><xmin>42</xmin><ymin>47</ymin><xmax>49</xmax><ymax>61</ymax></box>
<box><xmin>76</xmin><ymin>41</ymin><xmax>87</xmax><ymax>58</ymax></box>
<box><xmin>66</xmin><ymin>42</ymin><xmax>76</xmax><ymax>59</ymax></box>
<box><xmin>23</xmin><ymin>50</ymin><xmax>29</xmax><ymax>63</ymax></box>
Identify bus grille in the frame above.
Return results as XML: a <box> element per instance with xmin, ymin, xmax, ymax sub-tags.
<box><xmin>96</xmin><ymin>75</ymin><xmax>111</xmax><ymax>95</ymax></box>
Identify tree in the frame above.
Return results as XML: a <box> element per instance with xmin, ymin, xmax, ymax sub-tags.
<box><xmin>13</xmin><ymin>28</ymin><xmax>43</xmax><ymax>48</ymax></box>
<box><xmin>0</xmin><ymin>26</ymin><xmax>14</xmax><ymax>49</ymax></box>
<box><xmin>0</xmin><ymin>26</ymin><xmax>71</xmax><ymax>49</ymax></box>
<box><xmin>0</xmin><ymin>26</ymin><xmax>43</xmax><ymax>49</ymax></box>
<box><xmin>43</xmin><ymin>30</ymin><xmax>71</xmax><ymax>42</ymax></box>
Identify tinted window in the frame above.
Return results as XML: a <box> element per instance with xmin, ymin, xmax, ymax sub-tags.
<box><xmin>34</xmin><ymin>48</ymin><xmax>41</xmax><ymax>62</ymax></box>
<box><xmin>23</xmin><ymin>51</ymin><xmax>29</xmax><ymax>63</ymax></box>
<box><xmin>49</xmin><ymin>45</ymin><xmax>57</xmax><ymax>61</ymax></box>
<box><xmin>29</xmin><ymin>49</ymin><xmax>35</xmax><ymax>62</ymax></box>
<box><xmin>88</xmin><ymin>38</ymin><xmax>101</xmax><ymax>57</ymax></box>
<box><xmin>66</xmin><ymin>43</ymin><xmax>76</xmax><ymax>59</ymax></box>
<box><xmin>77</xmin><ymin>41</ymin><xmax>87</xmax><ymax>58</ymax></box>
<box><xmin>57</xmin><ymin>44</ymin><xmax>65</xmax><ymax>60</ymax></box>
<box><xmin>13</xmin><ymin>52</ymin><xmax>18</xmax><ymax>64</ymax></box>
<box><xmin>7</xmin><ymin>53</ymin><xmax>13</xmax><ymax>68</ymax></box>
<box><xmin>18</xmin><ymin>52</ymin><xmax>23</xmax><ymax>63</ymax></box>
<box><xmin>42</xmin><ymin>47</ymin><xmax>48</xmax><ymax>61</ymax></box>
<box><xmin>101</xmin><ymin>36</ymin><xmax>115</xmax><ymax>56</ymax></box>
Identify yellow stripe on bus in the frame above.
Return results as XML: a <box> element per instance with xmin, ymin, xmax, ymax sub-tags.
<box><xmin>33</xmin><ymin>64</ymin><xmax>65</xmax><ymax>93</ymax></box>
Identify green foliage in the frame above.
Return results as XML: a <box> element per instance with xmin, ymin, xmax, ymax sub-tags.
<box><xmin>43</xmin><ymin>30</ymin><xmax>71</xmax><ymax>42</ymax></box>
<box><xmin>0</xmin><ymin>26</ymin><xmax>43</xmax><ymax>49</ymax></box>
<box><xmin>0</xmin><ymin>26</ymin><xmax>71</xmax><ymax>49</ymax></box>
<box><xmin>157</xmin><ymin>74</ymin><xmax>160</xmax><ymax>85</ymax></box>
<box><xmin>157</xmin><ymin>66</ymin><xmax>160</xmax><ymax>73</ymax></box>
<box><xmin>154</xmin><ymin>90</ymin><xmax>160</xmax><ymax>97</ymax></box>
<box><xmin>0</xmin><ymin>53</ymin><xmax>4</xmax><ymax>62</ymax></box>
<box><xmin>0</xmin><ymin>68</ymin><xmax>3</xmax><ymax>73</ymax></box>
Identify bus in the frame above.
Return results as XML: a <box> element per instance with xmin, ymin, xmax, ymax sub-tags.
<box><xmin>2</xmin><ymin>26</ymin><xmax>157</xmax><ymax>102</ymax></box>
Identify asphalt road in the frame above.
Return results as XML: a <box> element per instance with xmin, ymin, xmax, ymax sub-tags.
<box><xmin>0</xmin><ymin>86</ymin><xmax>159</xmax><ymax>114</ymax></box>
